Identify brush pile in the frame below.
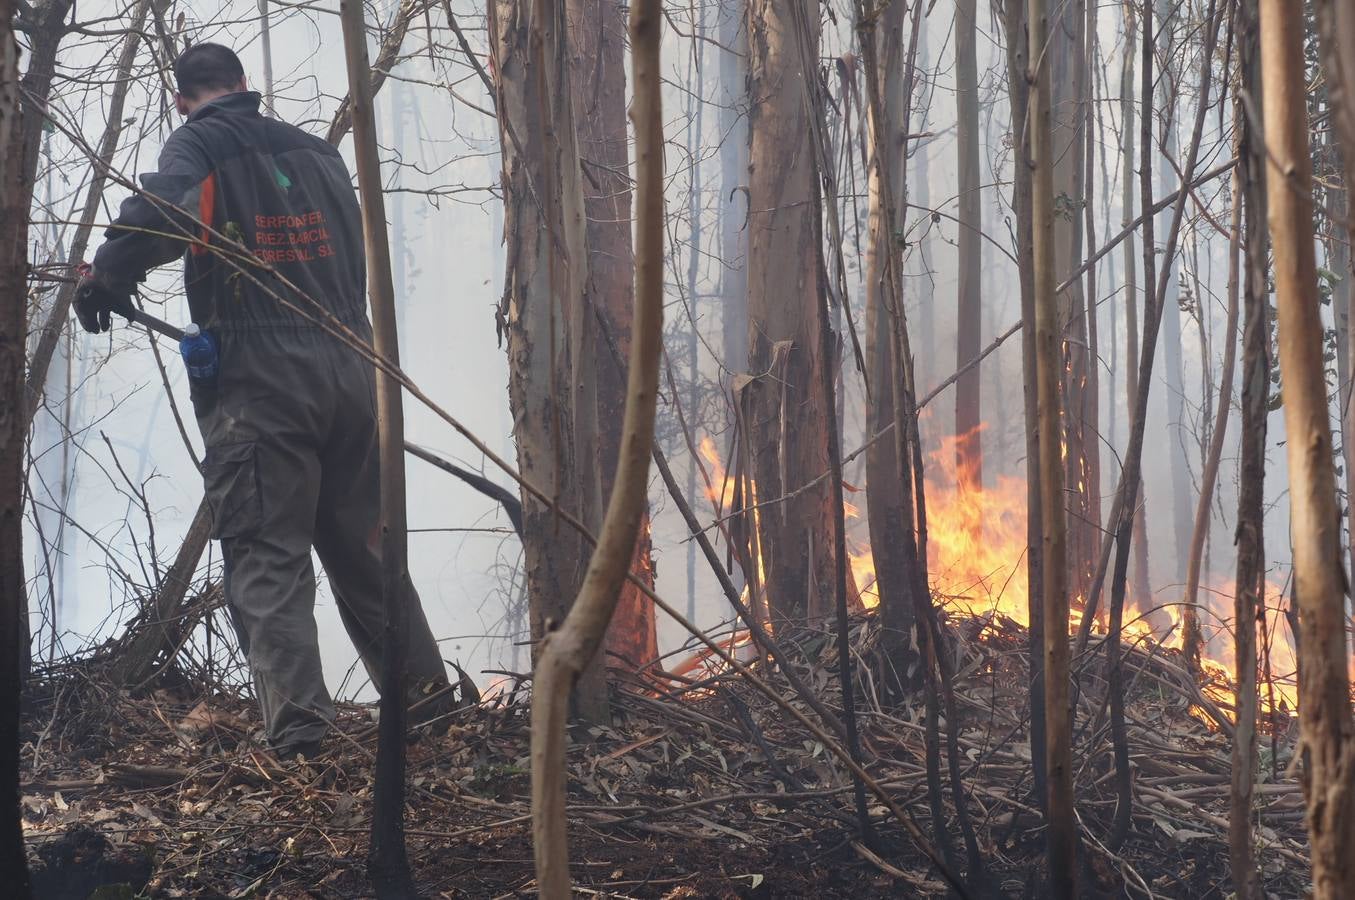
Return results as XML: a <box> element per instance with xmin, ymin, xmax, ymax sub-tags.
<box><xmin>20</xmin><ymin>607</ymin><xmax>1311</xmax><ymax>898</ymax></box>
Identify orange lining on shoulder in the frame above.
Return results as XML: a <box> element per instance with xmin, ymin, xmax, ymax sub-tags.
<box><xmin>190</xmin><ymin>172</ymin><xmax>217</xmax><ymax>256</ymax></box>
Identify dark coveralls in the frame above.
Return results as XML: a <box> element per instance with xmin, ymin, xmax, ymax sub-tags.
<box><xmin>92</xmin><ymin>91</ymin><xmax>447</xmax><ymax>754</ymax></box>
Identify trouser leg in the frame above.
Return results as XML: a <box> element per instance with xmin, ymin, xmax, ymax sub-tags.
<box><xmin>199</xmin><ymin>334</ymin><xmax>335</xmax><ymax>753</ymax></box>
<box><xmin>312</xmin><ymin>341</ymin><xmax>447</xmax><ymax>700</ymax></box>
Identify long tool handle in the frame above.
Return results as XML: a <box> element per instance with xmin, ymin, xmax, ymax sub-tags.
<box><xmin>131</xmin><ymin>308</ymin><xmax>185</xmax><ymax>342</ymax></box>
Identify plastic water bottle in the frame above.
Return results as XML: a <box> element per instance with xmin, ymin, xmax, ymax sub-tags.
<box><xmin>179</xmin><ymin>323</ymin><xmax>219</xmax><ymax>385</ymax></box>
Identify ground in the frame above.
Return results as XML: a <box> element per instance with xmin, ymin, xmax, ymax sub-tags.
<box><xmin>20</xmin><ymin>611</ymin><xmax>1312</xmax><ymax>898</ymax></box>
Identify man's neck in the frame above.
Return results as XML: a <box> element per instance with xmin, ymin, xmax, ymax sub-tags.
<box><xmin>185</xmin><ymin>89</ymin><xmax>239</xmax><ymax>116</ymax></box>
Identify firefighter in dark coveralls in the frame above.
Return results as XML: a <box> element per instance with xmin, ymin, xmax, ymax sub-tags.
<box><xmin>75</xmin><ymin>44</ymin><xmax>449</xmax><ymax>758</ymax></box>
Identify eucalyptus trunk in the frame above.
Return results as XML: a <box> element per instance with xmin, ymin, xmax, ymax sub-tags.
<box><xmin>566</xmin><ymin>0</ymin><xmax>658</xmax><ymax>673</ymax></box>
<box><xmin>743</xmin><ymin>0</ymin><xmax>835</xmax><ymax>623</ymax></box>
<box><xmin>491</xmin><ymin>0</ymin><xmax>608</xmax><ymax>722</ymax></box>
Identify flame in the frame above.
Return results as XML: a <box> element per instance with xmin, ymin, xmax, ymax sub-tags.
<box><xmin>689</xmin><ymin>429</ymin><xmax>1303</xmax><ymax>723</ymax></box>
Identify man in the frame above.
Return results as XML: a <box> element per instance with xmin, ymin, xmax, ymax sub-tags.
<box><xmin>77</xmin><ymin>43</ymin><xmax>449</xmax><ymax>758</ymax></box>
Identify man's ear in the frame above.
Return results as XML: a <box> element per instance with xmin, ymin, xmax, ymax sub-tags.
<box><xmin>174</xmin><ymin>91</ymin><xmax>190</xmax><ymax>117</ymax></box>
<box><xmin>238</xmin><ymin>75</ymin><xmax>248</xmax><ymax>93</ymax></box>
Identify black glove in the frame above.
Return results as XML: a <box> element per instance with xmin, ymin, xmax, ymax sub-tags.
<box><xmin>74</xmin><ymin>272</ymin><xmax>136</xmax><ymax>334</ymax></box>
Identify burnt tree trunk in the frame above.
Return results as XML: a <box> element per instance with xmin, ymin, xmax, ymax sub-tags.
<box><xmin>1229</xmin><ymin>3</ymin><xmax>1268</xmax><ymax>892</ymax></box>
<box><xmin>340</xmin><ymin>0</ymin><xmax>417</xmax><ymax>891</ymax></box>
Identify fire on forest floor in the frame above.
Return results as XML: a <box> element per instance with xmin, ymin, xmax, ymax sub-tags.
<box><xmin>696</xmin><ymin>430</ymin><xmax>1304</xmax><ymax>722</ymax></box>
<box><xmin>20</xmin><ymin>608</ymin><xmax>1312</xmax><ymax>899</ymax></box>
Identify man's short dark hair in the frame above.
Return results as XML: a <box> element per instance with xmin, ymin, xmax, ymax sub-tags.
<box><xmin>174</xmin><ymin>43</ymin><xmax>245</xmax><ymax>99</ymax></box>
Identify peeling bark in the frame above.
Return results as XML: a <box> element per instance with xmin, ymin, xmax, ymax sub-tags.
<box><xmin>491</xmin><ymin>0</ymin><xmax>607</xmax><ymax>722</ymax></box>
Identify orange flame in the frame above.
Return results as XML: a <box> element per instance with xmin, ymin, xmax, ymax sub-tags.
<box><xmin>691</xmin><ymin>430</ymin><xmax>1301</xmax><ymax>721</ymax></box>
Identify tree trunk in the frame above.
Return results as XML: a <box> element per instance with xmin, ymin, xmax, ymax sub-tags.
<box><xmin>1229</xmin><ymin>5</ymin><xmax>1267</xmax><ymax>893</ymax></box>
<box><xmin>862</xmin><ymin>0</ymin><xmax>918</xmax><ymax>695</ymax></box>
<box><xmin>531</xmin><ymin>0</ymin><xmax>664</xmax><ymax>890</ymax></box>
<box><xmin>1182</xmin><ymin>167</ymin><xmax>1241</xmax><ymax>656</ymax></box>
<box><xmin>719</xmin><ymin>0</ymin><xmax>748</xmax><ymax>378</ymax></box>
<box><xmin>1001</xmin><ymin>0</ymin><xmax>1046</xmax><ymax>804</ymax></box>
<box><xmin>1118</xmin><ymin>10</ymin><xmax>1154</xmax><ymax>625</ymax></box>
<box><xmin>340</xmin><ymin>0</ymin><xmax>416</xmax><ymax>892</ymax></box>
<box><xmin>1051</xmin><ymin>0</ymin><xmax>1094</xmax><ymax>606</ymax></box>
<box><xmin>1324</xmin><ymin>140</ymin><xmax>1355</xmax><ymax>585</ymax></box>
<box><xmin>954</xmin><ymin>0</ymin><xmax>982</xmax><ymax>492</ymax></box>
<box><xmin>1263</xmin><ymin>3</ymin><xmax>1355</xmax><ymax>895</ymax></box>
<box><xmin>1154</xmin><ymin>0</ymin><xmax>1199</xmax><ymax>661</ymax></box>
<box><xmin>743</xmin><ymin>0</ymin><xmax>835</xmax><ymax>623</ymax></box>
<box><xmin>1319</xmin><ymin>0</ymin><xmax>1355</xmax><ymax>658</ymax></box>
<box><xmin>491</xmin><ymin>0</ymin><xmax>608</xmax><ymax>722</ymax></box>
<box><xmin>1030</xmin><ymin>0</ymin><xmax>1076</xmax><ymax>888</ymax></box>
<box><xmin>911</xmin><ymin>26</ymin><xmax>935</xmax><ymax>390</ymax></box>
<box><xmin>18</xmin><ymin>0</ymin><xmax>75</xmax><ymax>211</ymax></box>
<box><xmin>565</xmin><ymin>0</ymin><xmax>658</xmax><ymax>673</ymax></box>
<box><xmin>1</xmin><ymin>0</ymin><xmax>34</xmax><ymax>891</ymax></box>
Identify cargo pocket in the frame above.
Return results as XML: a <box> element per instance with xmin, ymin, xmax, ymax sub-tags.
<box><xmin>203</xmin><ymin>441</ymin><xmax>262</xmax><ymax>539</ymax></box>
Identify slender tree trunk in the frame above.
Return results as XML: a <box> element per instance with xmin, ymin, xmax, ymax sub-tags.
<box><xmin>18</xmin><ymin>0</ymin><xmax>74</xmax><ymax>210</ymax></box>
<box><xmin>258</xmin><ymin>0</ymin><xmax>276</xmax><ymax>114</ymax></box>
<box><xmin>912</xmin><ymin>27</ymin><xmax>935</xmax><ymax>390</ymax></box>
<box><xmin>719</xmin><ymin>0</ymin><xmax>748</xmax><ymax>377</ymax></box>
<box><xmin>1105</xmin><ymin>0</ymin><xmax>1222</xmax><ymax>853</ymax></box>
<box><xmin>1</xmin><ymin>1</ymin><xmax>33</xmax><ymax>891</ymax></box>
<box><xmin>1319</xmin><ymin>0</ymin><xmax>1355</xmax><ymax>646</ymax></box>
<box><xmin>1001</xmin><ymin>0</ymin><xmax>1046</xmax><ymax>805</ymax></box>
<box><xmin>1082</xmin><ymin>7</ymin><xmax>1101</xmax><ymax>558</ymax></box>
<box><xmin>1262</xmin><ymin>4</ymin><xmax>1355</xmax><ymax>895</ymax></box>
<box><xmin>1030</xmin><ymin>0</ymin><xmax>1075</xmax><ymax>888</ymax></box>
<box><xmin>491</xmin><ymin>0</ymin><xmax>608</xmax><ymax>721</ymax></box>
<box><xmin>565</xmin><ymin>0</ymin><xmax>658</xmax><ymax>673</ymax></box>
<box><xmin>531</xmin><ymin>0</ymin><xmax>663</xmax><ymax>890</ymax></box>
<box><xmin>340</xmin><ymin>0</ymin><xmax>416</xmax><ymax>892</ymax></box>
<box><xmin>1118</xmin><ymin>13</ymin><xmax>1153</xmax><ymax>621</ymax></box>
<box><xmin>819</xmin><ymin>196</ymin><xmax>871</xmax><ymax>842</ymax></box>
<box><xmin>1183</xmin><ymin>168</ymin><xmax>1242</xmax><ymax>652</ymax></box>
<box><xmin>1051</xmin><ymin>0</ymin><xmax>1094</xmax><ymax>606</ymax></box>
<box><xmin>954</xmin><ymin>0</ymin><xmax>982</xmax><ymax>491</ymax></box>
<box><xmin>681</xmin><ymin>6</ymin><xmax>706</xmax><ymax>625</ymax></box>
<box><xmin>1324</xmin><ymin>144</ymin><xmax>1355</xmax><ymax>584</ymax></box>
<box><xmin>743</xmin><ymin>0</ymin><xmax>835</xmax><ymax>623</ymax></box>
<box><xmin>1229</xmin><ymin>5</ymin><xmax>1267</xmax><ymax>892</ymax></box>
<box><xmin>862</xmin><ymin>0</ymin><xmax>918</xmax><ymax>695</ymax></box>
<box><xmin>1155</xmin><ymin>0</ymin><xmax>1198</xmax><ymax>657</ymax></box>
